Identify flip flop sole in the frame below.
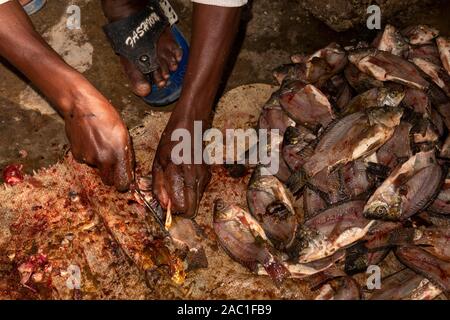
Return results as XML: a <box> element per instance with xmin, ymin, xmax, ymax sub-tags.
<box><xmin>143</xmin><ymin>25</ymin><xmax>189</xmax><ymax>107</ymax></box>
<box><xmin>23</xmin><ymin>0</ymin><xmax>46</xmax><ymax>15</ymax></box>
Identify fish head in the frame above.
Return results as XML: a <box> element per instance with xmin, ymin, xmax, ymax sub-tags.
<box><xmin>367</xmin><ymin>107</ymin><xmax>403</xmax><ymax>128</ymax></box>
<box><xmin>382</xmin><ymin>88</ymin><xmax>406</xmax><ymax>107</ymax></box>
<box><xmin>213</xmin><ymin>199</ymin><xmax>235</xmax><ymax>222</ymax></box>
<box><xmin>283</xmin><ymin>126</ymin><xmax>302</xmax><ymax>146</ymax></box>
<box><xmin>364</xmin><ymin>197</ymin><xmax>402</xmax><ymax>220</ymax></box>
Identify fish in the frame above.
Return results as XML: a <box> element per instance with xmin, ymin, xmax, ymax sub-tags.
<box><xmin>282</xmin><ymin>125</ymin><xmax>316</xmax><ymax>172</ymax></box>
<box><xmin>364</xmin><ymin>151</ymin><xmax>444</xmax><ymax>221</ymax></box>
<box><xmin>344</xmin><ymin>63</ymin><xmax>384</xmax><ymax>93</ymax></box>
<box><xmin>373</xmin><ymin>24</ymin><xmax>409</xmax><ymax>57</ymax></box>
<box><xmin>349</xmin><ymin>49</ymin><xmax>429</xmax><ymax>90</ymax></box>
<box><xmin>342</xmin><ymin>87</ymin><xmax>405</xmax><ymax>116</ymax></box>
<box><xmin>169</xmin><ymin>217</ymin><xmax>208</xmax><ymax>271</ymax></box>
<box><xmin>279</xmin><ymin>81</ymin><xmax>335</xmax><ymax>129</ymax></box>
<box><xmin>388</xmin><ymin>226</ymin><xmax>450</xmax><ymax>262</ymax></box>
<box><xmin>288</xmin><ymin>107</ymin><xmax>403</xmax><ymax>193</ymax></box>
<box><xmin>395</xmin><ymin>245</ymin><xmax>450</xmax><ymax>293</ymax></box>
<box><xmin>212</xmin><ymin>199</ymin><xmax>290</xmax><ymax>285</ymax></box>
<box><xmin>402</xmin><ymin>88</ymin><xmax>432</xmax><ymax>116</ymax></box>
<box><xmin>246</xmin><ymin>167</ymin><xmax>298</xmax><ymax>251</ymax></box>
<box><xmin>401</xmin><ymin>25</ymin><xmax>439</xmax><ymax>45</ymax></box>
<box><xmin>305</xmin><ymin>43</ymin><xmax>348</xmax><ymax>85</ymax></box>
<box><xmin>303</xmin><ymin>187</ymin><xmax>327</xmax><ymax>219</ymax></box>
<box><xmin>308</xmin><ymin>167</ymin><xmax>346</xmax><ymax>204</ymax></box>
<box><xmin>341</xmin><ymin>160</ymin><xmax>375</xmax><ymax>199</ymax></box>
<box><xmin>436</xmin><ymin>37</ymin><xmax>450</xmax><ymax>76</ymax></box>
<box><xmin>375</xmin><ymin>121</ymin><xmax>413</xmax><ymax>170</ymax></box>
<box><xmin>319</xmin><ymin>75</ymin><xmax>353</xmax><ymax>112</ymax></box>
<box><xmin>407</xmin><ymin>44</ymin><xmax>442</xmax><ymax>66</ymax></box>
<box><xmin>257</xmin><ymin>93</ymin><xmax>296</xmax><ymax>135</ymax></box>
<box><xmin>411</xmin><ymin>57</ymin><xmax>450</xmax><ymax>97</ymax></box>
<box><xmin>314</xmin><ymin>276</ymin><xmax>361</xmax><ymax>300</ymax></box>
<box><xmin>369</xmin><ymin>268</ymin><xmax>442</xmax><ymax>300</ymax></box>
<box><xmin>296</xmin><ymin>200</ymin><xmax>374</xmax><ymax>263</ymax></box>
<box><xmin>344</xmin><ymin>221</ymin><xmax>402</xmax><ymax>274</ymax></box>
<box><xmin>429</xmin><ymin>172</ymin><xmax>450</xmax><ymax>215</ymax></box>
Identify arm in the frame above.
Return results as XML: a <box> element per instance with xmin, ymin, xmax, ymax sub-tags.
<box><xmin>152</xmin><ymin>3</ymin><xmax>242</xmax><ymax>216</ymax></box>
<box><xmin>0</xmin><ymin>0</ymin><xmax>133</xmax><ymax>191</ymax></box>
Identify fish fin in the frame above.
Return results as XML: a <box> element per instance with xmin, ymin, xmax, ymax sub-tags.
<box><xmin>344</xmin><ymin>242</ymin><xmax>369</xmax><ymax>275</ymax></box>
<box><xmin>286</xmin><ymin>170</ymin><xmax>308</xmax><ymax>194</ymax></box>
<box><xmin>262</xmin><ymin>259</ymin><xmax>291</xmax><ymax>286</ymax></box>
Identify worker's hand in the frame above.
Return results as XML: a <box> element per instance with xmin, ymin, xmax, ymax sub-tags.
<box><xmin>152</xmin><ymin>114</ymin><xmax>211</xmax><ymax>218</ymax></box>
<box><xmin>64</xmin><ymin>96</ymin><xmax>134</xmax><ymax>192</ymax></box>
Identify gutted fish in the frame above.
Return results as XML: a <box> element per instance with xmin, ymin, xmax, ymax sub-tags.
<box><xmin>389</xmin><ymin>226</ymin><xmax>450</xmax><ymax>262</ymax></box>
<box><xmin>395</xmin><ymin>245</ymin><xmax>450</xmax><ymax>293</ymax></box>
<box><xmin>296</xmin><ymin>200</ymin><xmax>374</xmax><ymax>263</ymax></box>
<box><xmin>436</xmin><ymin>37</ymin><xmax>450</xmax><ymax>76</ymax></box>
<box><xmin>401</xmin><ymin>25</ymin><xmax>439</xmax><ymax>45</ymax></box>
<box><xmin>364</xmin><ymin>151</ymin><xmax>444</xmax><ymax>221</ymax></box>
<box><xmin>315</xmin><ymin>276</ymin><xmax>361</xmax><ymax>300</ymax></box>
<box><xmin>258</xmin><ymin>93</ymin><xmax>296</xmax><ymax>135</ymax></box>
<box><xmin>376</xmin><ymin>121</ymin><xmax>413</xmax><ymax>170</ymax></box>
<box><xmin>319</xmin><ymin>75</ymin><xmax>353</xmax><ymax>112</ymax></box>
<box><xmin>282</xmin><ymin>125</ymin><xmax>316</xmax><ymax>172</ymax></box>
<box><xmin>411</xmin><ymin>57</ymin><xmax>450</xmax><ymax>97</ymax></box>
<box><xmin>213</xmin><ymin>199</ymin><xmax>290</xmax><ymax>284</ymax></box>
<box><xmin>279</xmin><ymin>81</ymin><xmax>335</xmax><ymax>129</ymax></box>
<box><xmin>342</xmin><ymin>87</ymin><xmax>405</xmax><ymax>115</ymax></box>
<box><xmin>303</xmin><ymin>187</ymin><xmax>327</xmax><ymax>219</ymax></box>
<box><xmin>429</xmin><ymin>172</ymin><xmax>450</xmax><ymax>215</ymax></box>
<box><xmin>247</xmin><ymin>167</ymin><xmax>298</xmax><ymax>251</ymax></box>
<box><xmin>288</xmin><ymin>107</ymin><xmax>403</xmax><ymax>193</ymax></box>
<box><xmin>349</xmin><ymin>49</ymin><xmax>429</xmax><ymax>90</ymax></box>
<box><xmin>373</xmin><ymin>24</ymin><xmax>409</xmax><ymax>57</ymax></box>
<box><xmin>402</xmin><ymin>88</ymin><xmax>431</xmax><ymax>116</ymax></box>
<box><xmin>344</xmin><ymin>63</ymin><xmax>384</xmax><ymax>93</ymax></box>
<box><xmin>369</xmin><ymin>268</ymin><xmax>442</xmax><ymax>300</ymax></box>
<box><xmin>169</xmin><ymin>217</ymin><xmax>208</xmax><ymax>270</ymax></box>
<box><xmin>407</xmin><ymin>44</ymin><xmax>442</xmax><ymax>66</ymax></box>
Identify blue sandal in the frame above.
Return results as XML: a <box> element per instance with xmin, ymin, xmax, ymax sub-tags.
<box><xmin>103</xmin><ymin>0</ymin><xmax>188</xmax><ymax>107</ymax></box>
<box><xmin>23</xmin><ymin>0</ymin><xmax>46</xmax><ymax>15</ymax></box>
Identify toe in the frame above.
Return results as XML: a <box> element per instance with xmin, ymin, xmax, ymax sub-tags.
<box><xmin>120</xmin><ymin>57</ymin><xmax>151</xmax><ymax>97</ymax></box>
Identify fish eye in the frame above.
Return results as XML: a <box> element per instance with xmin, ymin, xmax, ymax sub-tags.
<box><xmin>376</xmin><ymin>206</ymin><xmax>387</xmax><ymax>216</ymax></box>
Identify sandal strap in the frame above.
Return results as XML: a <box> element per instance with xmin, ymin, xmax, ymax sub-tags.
<box><xmin>103</xmin><ymin>0</ymin><xmax>169</xmax><ymax>74</ymax></box>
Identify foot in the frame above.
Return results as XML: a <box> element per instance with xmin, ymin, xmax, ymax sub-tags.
<box><xmin>102</xmin><ymin>0</ymin><xmax>183</xmax><ymax>97</ymax></box>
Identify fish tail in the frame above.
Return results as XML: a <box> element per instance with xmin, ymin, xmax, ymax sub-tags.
<box><xmin>286</xmin><ymin>170</ymin><xmax>308</xmax><ymax>194</ymax></box>
<box><xmin>262</xmin><ymin>258</ymin><xmax>291</xmax><ymax>286</ymax></box>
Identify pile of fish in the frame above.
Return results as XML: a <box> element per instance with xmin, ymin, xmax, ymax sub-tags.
<box><xmin>213</xmin><ymin>24</ymin><xmax>450</xmax><ymax>300</ymax></box>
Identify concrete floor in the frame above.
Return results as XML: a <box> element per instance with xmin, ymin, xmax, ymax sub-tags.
<box><xmin>1</xmin><ymin>0</ymin><xmax>449</xmax><ymax>181</ymax></box>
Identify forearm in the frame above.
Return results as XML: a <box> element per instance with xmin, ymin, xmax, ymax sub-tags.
<box><xmin>176</xmin><ymin>3</ymin><xmax>242</xmax><ymax>120</ymax></box>
<box><xmin>0</xmin><ymin>1</ymin><xmax>90</xmax><ymax>116</ymax></box>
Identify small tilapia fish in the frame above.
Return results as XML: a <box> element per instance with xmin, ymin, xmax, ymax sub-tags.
<box><xmin>169</xmin><ymin>217</ymin><xmax>208</xmax><ymax>270</ymax></box>
<box><xmin>314</xmin><ymin>276</ymin><xmax>361</xmax><ymax>300</ymax></box>
<box><xmin>213</xmin><ymin>199</ymin><xmax>290</xmax><ymax>284</ymax></box>
<box><xmin>305</xmin><ymin>43</ymin><xmax>348</xmax><ymax>85</ymax></box>
<box><xmin>373</xmin><ymin>24</ymin><xmax>409</xmax><ymax>57</ymax></box>
<box><xmin>429</xmin><ymin>172</ymin><xmax>450</xmax><ymax>215</ymax></box>
<box><xmin>407</xmin><ymin>44</ymin><xmax>442</xmax><ymax>66</ymax></box>
<box><xmin>349</xmin><ymin>49</ymin><xmax>429</xmax><ymax>90</ymax></box>
<box><xmin>319</xmin><ymin>75</ymin><xmax>353</xmax><ymax>112</ymax></box>
<box><xmin>342</xmin><ymin>87</ymin><xmax>405</xmax><ymax>115</ymax></box>
<box><xmin>344</xmin><ymin>63</ymin><xmax>384</xmax><ymax>93</ymax></box>
<box><xmin>369</xmin><ymin>268</ymin><xmax>442</xmax><ymax>300</ymax></box>
<box><xmin>389</xmin><ymin>226</ymin><xmax>450</xmax><ymax>262</ymax></box>
<box><xmin>303</xmin><ymin>187</ymin><xmax>327</xmax><ymax>219</ymax></box>
<box><xmin>402</xmin><ymin>88</ymin><xmax>432</xmax><ymax>116</ymax></box>
<box><xmin>401</xmin><ymin>25</ymin><xmax>439</xmax><ymax>45</ymax></box>
<box><xmin>258</xmin><ymin>93</ymin><xmax>296</xmax><ymax>136</ymax></box>
<box><xmin>411</xmin><ymin>57</ymin><xmax>450</xmax><ymax>97</ymax></box>
<box><xmin>288</xmin><ymin>107</ymin><xmax>403</xmax><ymax>193</ymax></box>
<box><xmin>282</xmin><ymin>125</ymin><xmax>316</xmax><ymax>172</ymax></box>
<box><xmin>296</xmin><ymin>200</ymin><xmax>374</xmax><ymax>263</ymax></box>
<box><xmin>247</xmin><ymin>167</ymin><xmax>298</xmax><ymax>251</ymax></box>
<box><xmin>279</xmin><ymin>81</ymin><xmax>335</xmax><ymax>129</ymax></box>
<box><xmin>395</xmin><ymin>245</ymin><xmax>450</xmax><ymax>293</ymax></box>
<box><xmin>364</xmin><ymin>151</ymin><xmax>444</xmax><ymax>221</ymax></box>
<box><xmin>375</xmin><ymin>120</ymin><xmax>413</xmax><ymax>170</ymax></box>
<box><xmin>436</xmin><ymin>37</ymin><xmax>450</xmax><ymax>76</ymax></box>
